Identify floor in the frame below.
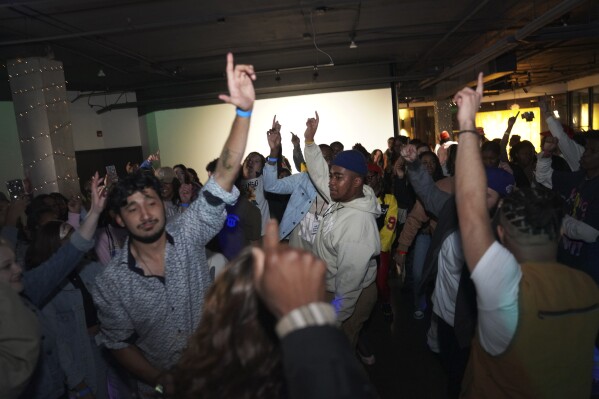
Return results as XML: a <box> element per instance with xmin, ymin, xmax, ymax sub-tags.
<box><xmin>363</xmin><ymin>278</ymin><xmax>448</xmax><ymax>399</ymax></box>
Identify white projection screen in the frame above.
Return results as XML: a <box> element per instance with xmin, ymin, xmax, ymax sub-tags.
<box><xmin>150</xmin><ymin>87</ymin><xmax>394</xmax><ymax>182</ymax></box>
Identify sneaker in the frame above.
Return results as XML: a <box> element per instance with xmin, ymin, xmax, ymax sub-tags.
<box><xmin>413</xmin><ymin>310</ymin><xmax>424</xmax><ymax>320</ymax></box>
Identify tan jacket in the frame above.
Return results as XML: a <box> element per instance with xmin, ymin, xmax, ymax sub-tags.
<box><xmin>462</xmin><ymin>262</ymin><xmax>599</xmax><ymax>399</ymax></box>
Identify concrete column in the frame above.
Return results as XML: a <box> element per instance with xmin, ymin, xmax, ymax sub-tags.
<box><xmin>433</xmin><ymin>100</ymin><xmax>453</xmax><ymax>144</ymax></box>
<box><xmin>8</xmin><ymin>57</ymin><xmax>79</xmax><ymax>195</ymax></box>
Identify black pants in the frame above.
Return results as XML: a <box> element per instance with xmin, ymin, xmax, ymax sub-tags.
<box><xmin>437</xmin><ymin>316</ymin><xmax>471</xmax><ymax>399</ymax></box>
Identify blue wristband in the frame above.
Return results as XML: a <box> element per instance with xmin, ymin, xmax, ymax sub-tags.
<box><xmin>180</xmin><ymin>203</ymin><xmax>189</xmax><ymax>208</ymax></box>
<box><xmin>236</xmin><ymin>108</ymin><xmax>252</xmax><ymax>118</ymax></box>
<box><xmin>267</xmin><ymin>156</ymin><xmax>278</xmax><ymax>163</ymax></box>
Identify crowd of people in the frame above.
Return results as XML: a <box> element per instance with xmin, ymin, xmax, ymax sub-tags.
<box><xmin>1</xmin><ymin>54</ymin><xmax>598</xmax><ymax>399</ymax></box>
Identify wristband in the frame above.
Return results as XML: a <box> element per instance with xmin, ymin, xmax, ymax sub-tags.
<box><xmin>236</xmin><ymin>107</ymin><xmax>252</xmax><ymax>118</ymax></box>
<box><xmin>397</xmin><ymin>250</ymin><xmax>408</xmax><ymax>255</ymax></box>
<box><xmin>75</xmin><ymin>387</ymin><xmax>92</xmax><ymax>398</ymax></box>
<box><xmin>267</xmin><ymin>156</ymin><xmax>278</xmax><ymax>163</ymax></box>
<box><xmin>305</xmin><ymin>140</ymin><xmax>315</xmax><ymax>145</ymax></box>
<box><xmin>180</xmin><ymin>203</ymin><xmax>189</xmax><ymax>208</ymax></box>
<box><xmin>457</xmin><ymin>129</ymin><xmax>480</xmax><ymax>136</ymax></box>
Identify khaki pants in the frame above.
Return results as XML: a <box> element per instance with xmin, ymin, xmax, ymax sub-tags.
<box><xmin>325</xmin><ymin>282</ymin><xmax>378</xmax><ymax>348</ymax></box>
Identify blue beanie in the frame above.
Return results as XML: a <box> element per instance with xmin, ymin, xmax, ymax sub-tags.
<box><xmin>485</xmin><ymin>167</ymin><xmax>515</xmax><ymax>197</ymax></box>
<box><xmin>332</xmin><ymin>150</ymin><xmax>367</xmax><ymax>176</ymax></box>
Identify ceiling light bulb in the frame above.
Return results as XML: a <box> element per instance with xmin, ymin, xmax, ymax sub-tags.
<box><xmin>97</xmin><ymin>69</ymin><xmax>106</xmax><ymax>77</ymax></box>
<box><xmin>349</xmin><ymin>40</ymin><xmax>358</xmax><ymax>49</ymax></box>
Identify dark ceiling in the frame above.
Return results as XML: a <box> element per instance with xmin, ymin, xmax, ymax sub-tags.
<box><xmin>1</xmin><ymin>0</ymin><xmax>598</xmax><ymax>115</ymax></box>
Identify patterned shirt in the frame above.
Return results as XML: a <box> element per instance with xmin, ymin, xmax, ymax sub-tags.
<box><xmin>92</xmin><ymin>178</ymin><xmax>238</xmax><ymax>387</ymax></box>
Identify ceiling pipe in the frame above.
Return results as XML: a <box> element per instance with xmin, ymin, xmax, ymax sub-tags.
<box><xmin>420</xmin><ymin>0</ymin><xmax>589</xmax><ymax>89</ymax></box>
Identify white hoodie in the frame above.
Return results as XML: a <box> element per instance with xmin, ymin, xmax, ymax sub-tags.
<box><xmin>305</xmin><ymin>143</ymin><xmax>381</xmax><ymax>321</ymax></box>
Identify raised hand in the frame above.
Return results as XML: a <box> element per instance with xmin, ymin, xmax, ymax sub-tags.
<box><xmin>267</xmin><ymin>115</ymin><xmax>282</xmax><ymax>151</ymax></box>
<box><xmin>147</xmin><ymin>150</ymin><xmax>160</xmax><ymax>163</ymax></box>
<box><xmin>453</xmin><ymin>72</ymin><xmax>483</xmax><ymax>128</ymax></box>
<box><xmin>542</xmin><ymin>136</ymin><xmax>559</xmax><ymax>158</ymax></box>
<box><xmin>400</xmin><ymin>144</ymin><xmax>418</xmax><ymax>164</ymax></box>
<box><xmin>304</xmin><ymin>111</ymin><xmax>319</xmax><ymax>142</ymax></box>
<box><xmin>507</xmin><ymin>111</ymin><xmax>519</xmax><ymax>132</ymax></box>
<box><xmin>267</xmin><ymin>128</ymin><xmax>281</xmax><ymax>151</ymax></box>
<box><xmin>218</xmin><ymin>52</ymin><xmax>256</xmax><ymax>111</ymax></box>
<box><xmin>252</xmin><ymin>220</ymin><xmax>326</xmax><ymax>319</ymax></box>
<box><xmin>89</xmin><ymin>172</ymin><xmax>108</xmax><ymax>216</ymax></box>
<box><xmin>291</xmin><ymin>132</ymin><xmax>300</xmax><ymax>147</ymax></box>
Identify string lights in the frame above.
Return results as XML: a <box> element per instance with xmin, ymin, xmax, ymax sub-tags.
<box><xmin>20</xmin><ymin>122</ymin><xmax>72</xmax><ymax>143</ymax></box>
<box><xmin>22</xmin><ymin>151</ymin><xmax>76</xmax><ymax>170</ymax></box>
<box><xmin>9</xmin><ymin>57</ymin><xmax>80</xmax><ymax>194</ymax></box>
<box><xmin>13</xmin><ymin>83</ymin><xmax>65</xmax><ymax>95</ymax></box>
<box><xmin>31</xmin><ymin>175</ymin><xmax>80</xmax><ymax>192</ymax></box>
<box><xmin>17</xmin><ymin>97</ymin><xmax>68</xmax><ymax>118</ymax></box>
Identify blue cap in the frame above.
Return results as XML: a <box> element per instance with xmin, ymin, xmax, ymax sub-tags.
<box><xmin>485</xmin><ymin>167</ymin><xmax>515</xmax><ymax>197</ymax></box>
<box><xmin>332</xmin><ymin>150</ymin><xmax>367</xmax><ymax>176</ymax></box>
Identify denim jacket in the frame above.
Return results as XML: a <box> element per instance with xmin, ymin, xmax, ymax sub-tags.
<box><xmin>19</xmin><ymin>231</ymin><xmax>95</xmax><ymax>399</ymax></box>
<box><xmin>44</xmin><ymin>261</ymin><xmax>103</xmax><ymax>393</ymax></box>
<box><xmin>263</xmin><ymin>163</ymin><xmax>318</xmax><ymax>240</ymax></box>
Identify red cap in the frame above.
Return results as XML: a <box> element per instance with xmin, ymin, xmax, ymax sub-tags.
<box><xmin>440</xmin><ymin>131</ymin><xmax>450</xmax><ymax>140</ymax></box>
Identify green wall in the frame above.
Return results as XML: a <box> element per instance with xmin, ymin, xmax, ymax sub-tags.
<box><xmin>0</xmin><ymin>102</ymin><xmax>23</xmax><ymax>197</ymax></box>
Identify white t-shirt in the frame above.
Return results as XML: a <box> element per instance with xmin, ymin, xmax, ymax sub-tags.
<box><xmin>431</xmin><ymin>231</ymin><xmax>464</xmax><ymax>327</ymax></box>
<box><xmin>240</xmin><ymin>176</ymin><xmax>270</xmax><ymax>235</ymax></box>
<box><xmin>471</xmin><ymin>241</ymin><xmax>522</xmax><ymax>355</ymax></box>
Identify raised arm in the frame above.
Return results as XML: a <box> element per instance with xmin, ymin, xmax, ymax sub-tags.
<box><xmin>214</xmin><ymin>52</ymin><xmax>256</xmax><ymax>192</ymax></box>
<box><xmin>454</xmin><ymin>73</ymin><xmax>495</xmax><ymax>271</ymax></box>
<box><xmin>22</xmin><ymin>173</ymin><xmax>106</xmax><ymax>307</ymax></box>
<box><xmin>264</xmin><ymin>120</ymin><xmax>304</xmax><ymax>194</ymax></box>
<box><xmin>499</xmin><ymin>113</ymin><xmax>519</xmax><ymax>163</ymax></box>
<box><xmin>303</xmin><ymin>111</ymin><xmax>332</xmax><ymax>202</ymax></box>
<box><xmin>401</xmin><ymin>144</ymin><xmax>451</xmax><ymax>216</ymax></box>
<box><xmin>291</xmin><ymin>132</ymin><xmax>306</xmax><ymax>172</ymax></box>
<box><xmin>539</xmin><ymin>97</ymin><xmax>584</xmax><ymax>171</ymax></box>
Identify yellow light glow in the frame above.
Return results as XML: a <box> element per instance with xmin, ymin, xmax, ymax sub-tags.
<box><xmin>475</xmin><ymin>107</ymin><xmax>541</xmax><ymax>152</ymax></box>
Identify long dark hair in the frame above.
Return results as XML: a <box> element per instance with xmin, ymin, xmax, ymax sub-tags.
<box><xmin>25</xmin><ymin>220</ymin><xmax>72</xmax><ymax>270</ymax></box>
<box><xmin>419</xmin><ymin>151</ymin><xmax>445</xmax><ymax>182</ymax></box>
<box><xmin>174</xmin><ymin>248</ymin><xmax>284</xmax><ymax>399</ymax></box>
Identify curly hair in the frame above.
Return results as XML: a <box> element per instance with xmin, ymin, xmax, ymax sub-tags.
<box><xmin>499</xmin><ymin>187</ymin><xmax>565</xmax><ymax>241</ymax></box>
<box><xmin>106</xmin><ymin>170</ymin><xmax>162</xmax><ymax>215</ymax></box>
<box><xmin>174</xmin><ymin>248</ymin><xmax>284</xmax><ymax>399</ymax></box>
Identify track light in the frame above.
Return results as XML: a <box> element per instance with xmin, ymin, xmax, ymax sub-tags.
<box><xmin>349</xmin><ymin>40</ymin><xmax>357</xmax><ymax>49</ymax></box>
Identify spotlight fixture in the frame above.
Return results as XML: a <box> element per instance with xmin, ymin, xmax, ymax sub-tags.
<box><xmin>97</xmin><ymin>69</ymin><xmax>106</xmax><ymax>78</ymax></box>
<box><xmin>349</xmin><ymin>36</ymin><xmax>358</xmax><ymax>49</ymax></box>
<box><xmin>313</xmin><ymin>66</ymin><xmax>319</xmax><ymax>79</ymax></box>
<box><xmin>275</xmin><ymin>69</ymin><xmax>281</xmax><ymax>82</ymax></box>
